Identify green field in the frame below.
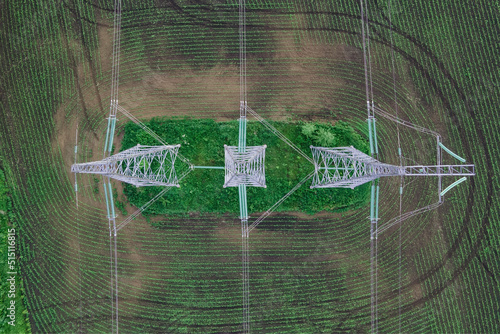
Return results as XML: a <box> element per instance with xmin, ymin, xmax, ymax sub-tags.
<box><xmin>0</xmin><ymin>0</ymin><xmax>498</xmax><ymax>333</ymax></box>
<box><xmin>0</xmin><ymin>168</ymin><xmax>31</xmax><ymax>333</ymax></box>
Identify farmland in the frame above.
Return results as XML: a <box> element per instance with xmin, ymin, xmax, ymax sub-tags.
<box><xmin>0</xmin><ymin>0</ymin><xmax>499</xmax><ymax>333</ymax></box>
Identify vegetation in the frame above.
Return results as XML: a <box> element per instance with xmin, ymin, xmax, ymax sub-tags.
<box><xmin>0</xmin><ymin>169</ymin><xmax>31</xmax><ymax>333</ymax></box>
<box><xmin>92</xmin><ymin>177</ymin><xmax>99</xmax><ymax>194</ymax></box>
<box><xmin>113</xmin><ymin>187</ymin><xmax>128</xmax><ymax>216</ymax></box>
<box><xmin>120</xmin><ymin>118</ymin><xmax>370</xmax><ymax>218</ymax></box>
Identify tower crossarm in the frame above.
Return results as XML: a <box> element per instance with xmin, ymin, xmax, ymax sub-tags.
<box><xmin>403</xmin><ymin>164</ymin><xmax>475</xmax><ymax>176</ymax></box>
<box><xmin>71</xmin><ymin>160</ymin><xmax>117</xmax><ymax>174</ymax></box>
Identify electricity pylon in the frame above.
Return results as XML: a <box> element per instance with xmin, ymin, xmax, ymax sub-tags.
<box><xmin>224</xmin><ymin>144</ymin><xmax>266</xmax><ymax>188</ymax></box>
<box><xmin>71</xmin><ymin>144</ymin><xmax>181</xmax><ymax>187</ymax></box>
<box><xmin>310</xmin><ymin>146</ymin><xmax>475</xmax><ymax>189</ymax></box>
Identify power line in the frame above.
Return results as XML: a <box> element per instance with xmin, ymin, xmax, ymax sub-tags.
<box><xmin>377</xmin><ymin>201</ymin><xmax>443</xmax><ymax>235</ymax></box>
<box><xmin>247</xmin><ymin>107</ymin><xmax>314</xmax><ymax>165</ymax></box>
<box><xmin>116</xmin><ymin>167</ymin><xmax>192</xmax><ymax>232</ymax></box>
<box><xmin>241</xmin><ymin>218</ymin><xmax>250</xmax><ymax>333</ymax></box>
<box><xmin>360</xmin><ymin>0</ymin><xmax>372</xmax><ymax>120</ymax></box>
<box><xmin>248</xmin><ymin>171</ymin><xmax>314</xmax><ymax>232</ymax></box>
<box><xmin>116</xmin><ymin>105</ymin><xmax>192</xmax><ymax>167</ymax></box>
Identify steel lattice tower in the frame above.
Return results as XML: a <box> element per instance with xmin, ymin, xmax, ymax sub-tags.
<box><xmin>224</xmin><ymin>144</ymin><xmax>266</xmax><ymax>188</ymax></box>
<box><xmin>311</xmin><ymin>146</ymin><xmax>400</xmax><ymax>189</ymax></box>
<box><xmin>310</xmin><ymin>146</ymin><xmax>475</xmax><ymax>189</ymax></box>
<box><xmin>71</xmin><ymin>144</ymin><xmax>181</xmax><ymax>187</ymax></box>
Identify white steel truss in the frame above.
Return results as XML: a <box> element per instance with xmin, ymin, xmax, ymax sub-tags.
<box><xmin>72</xmin><ymin>144</ymin><xmax>181</xmax><ymax>187</ymax></box>
<box><xmin>311</xmin><ymin>146</ymin><xmax>475</xmax><ymax>189</ymax></box>
<box><xmin>311</xmin><ymin>146</ymin><xmax>401</xmax><ymax>189</ymax></box>
<box><xmin>224</xmin><ymin>144</ymin><xmax>266</xmax><ymax>188</ymax></box>
<box><xmin>403</xmin><ymin>164</ymin><xmax>475</xmax><ymax>176</ymax></box>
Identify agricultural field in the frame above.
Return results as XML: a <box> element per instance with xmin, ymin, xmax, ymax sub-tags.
<box><xmin>0</xmin><ymin>0</ymin><xmax>499</xmax><ymax>333</ymax></box>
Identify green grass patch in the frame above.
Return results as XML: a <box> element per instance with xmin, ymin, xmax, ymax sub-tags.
<box><xmin>121</xmin><ymin>118</ymin><xmax>370</xmax><ymax>218</ymax></box>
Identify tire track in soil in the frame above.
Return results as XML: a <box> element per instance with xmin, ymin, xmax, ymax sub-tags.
<box><xmin>134</xmin><ymin>3</ymin><xmax>493</xmax><ymax>326</ymax></box>
<box><xmin>279</xmin><ymin>9</ymin><xmax>491</xmax><ymax>328</ymax></box>
<box><xmin>354</xmin><ymin>12</ymin><xmax>492</xmax><ymax>328</ymax></box>
<box><xmin>57</xmin><ymin>7</ymin><xmax>99</xmax><ymax>140</ymax></box>
<box><xmin>59</xmin><ymin>2</ymin><xmax>492</xmax><ymax>329</ymax></box>
<box><xmin>63</xmin><ymin>0</ymin><xmax>107</xmax><ymax>119</ymax></box>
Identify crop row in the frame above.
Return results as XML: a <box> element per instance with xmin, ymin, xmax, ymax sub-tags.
<box><xmin>1</xmin><ymin>0</ymin><xmax>497</xmax><ymax>332</ymax></box>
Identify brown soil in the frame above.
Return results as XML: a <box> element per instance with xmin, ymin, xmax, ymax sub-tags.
<box><xmin>117</xmin><ymin>62</ymin><xmax>240</xmax><ymax>121</ymax></box>
<box><xmin>51</xmin><ymin>17</ymin><xmax>167</xmax><ymax>313</ymax></box>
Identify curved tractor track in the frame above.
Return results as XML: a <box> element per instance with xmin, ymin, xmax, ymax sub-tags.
<box><xmin>81</xmin><ymin>1</ymin><xmax>490</xmax><ymax>325</ymax></box>
<box><xmin>8</xmin><ymin>0</ymin><xmax>493</xmax><ymax>332</ymax></box>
